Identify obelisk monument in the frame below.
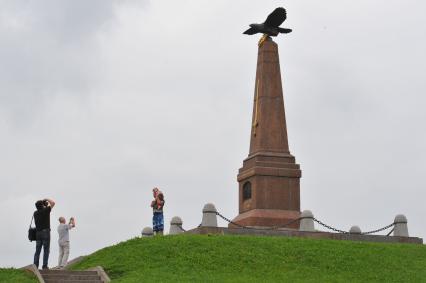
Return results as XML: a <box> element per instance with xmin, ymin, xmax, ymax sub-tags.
<box><xmin>231</xmin><ymin>37</ymin><xmax>301</xmax><ymax>228</ymax></box>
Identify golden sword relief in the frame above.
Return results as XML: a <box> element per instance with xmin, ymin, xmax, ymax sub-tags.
<box><xmin>253</xmin><ymin>79</ymin><xmax>259</xmax><ymax>136</ymax></box>
<box><xmin>258</xmin><ymin>34</ymin><xmax>269</xmax><ymax>47</ymax></box>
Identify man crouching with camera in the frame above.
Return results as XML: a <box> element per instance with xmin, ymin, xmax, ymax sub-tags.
<box><xmin>33</xmin><ymin>198</ymin><xmax>55</xmax><ymax>269</ymax></box>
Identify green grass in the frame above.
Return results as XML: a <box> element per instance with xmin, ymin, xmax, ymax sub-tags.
<box><xmin>0</xmin><ymin>268</ymin><xmax>37</xmax><ymax>283</ymax></box>
<box><xmin>70</xmin><ymin>235</ymin><xmax>426</xmax><ymax>283</ymax></box>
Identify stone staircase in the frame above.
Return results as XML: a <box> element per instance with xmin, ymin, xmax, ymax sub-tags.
<box><xmin>39</xmin><ymin>269</ymin><xmax>103</xmax><ymax>283</ymax></box>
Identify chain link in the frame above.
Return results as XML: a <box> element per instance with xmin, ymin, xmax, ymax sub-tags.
<box><xmin>176</xmin><ymin>223</ymin><xmax>203</xmax><ymax>233</ymax></box>
<box><xmin>313</xmin><ymin>218</ymin><xmax>395</xmax><ymax>235</ymax></box>
<box><xmin>216</xmin><ymin>212</ymin><xmax>251</xmax><ymax>229</ymax></box>
<box><xmin>361</xmin><ymin>223</ymin><xmax>395</xmax><ymax>235</ymax></box>
<box><xmin>313</xmin><ymin>218</ymin><xmax>348</xmax><ymax>234</ymax></box>
<box><xmin>386</xmin><ymin>227</ymin><xmax>395</xmax><ymax>236</ymax></box>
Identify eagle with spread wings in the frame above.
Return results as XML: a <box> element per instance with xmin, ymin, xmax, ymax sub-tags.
<box><xmin>243</xmin><ymin>7</ymin><xmax>292</xmax><ymax>45</ymax></box>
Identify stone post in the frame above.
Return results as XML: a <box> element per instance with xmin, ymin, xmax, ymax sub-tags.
<box><xmin>299</xmin><ymin>210</ymin><xmax>315</xmax><ymax>232</ymax></box>
<box><xmin>169</xmin><ymin>216</ymin><xmax>184</xmax><ymax>235</ymax></box>
<box><xmin>349</xmin><ymin>226</ymin><xmax>361</xmax><ymax>234</ymax></box>
<box><xmin>202</xmin><ymin>203</ymin><xmax>218</xmax><ymax>227</ymax></box>
<box><xmin>141</xmin><ymin>227</ymin><xmax>153</xmax><ymax>237</ymax></box>
<box><xmin>393</xmin><ymin>214</ymin><xmax>409</xmax><ymax>237</ymax></box>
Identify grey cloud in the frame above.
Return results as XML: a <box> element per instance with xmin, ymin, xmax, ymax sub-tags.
<box><xmin>0</xmin><ymin>0</ymin><xmax>146</xmax><ymax>125</ymax></box>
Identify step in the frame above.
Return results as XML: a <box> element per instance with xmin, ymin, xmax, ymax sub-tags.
<box><xmin>44</xmin><ymin>280</ymin><xmax>102</xmax><ymax>283</ymax></box>
<box><xmin>43</xmin><ymin>274</ymin><xmax>101</xmax><ymax>280</ymax></box>
<box><xmin>40</xmin><ymin>270</ymin><xmax>103</xmax><ymax>283</ymax></box>
<box><xmin>39</xmin><ymin>270</ymin><xmax>98</xmax><ymax>276</ymax></box>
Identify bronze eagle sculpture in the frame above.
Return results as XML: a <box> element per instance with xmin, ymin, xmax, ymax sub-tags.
<box><xmin>243</xmin><ymin>7</ymin><xmax>292</xmax><ymax>45</ymax></box>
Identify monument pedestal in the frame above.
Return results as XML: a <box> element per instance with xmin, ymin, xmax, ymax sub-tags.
<box><xmin>231</xmin><ymin>209</ymin><xmax>300</xmax><ymax>228</ymax></box>
<box><xmin>231</xmin><ymin>38</ymin><xmax>301</xmax><ymax>228</ymax></box>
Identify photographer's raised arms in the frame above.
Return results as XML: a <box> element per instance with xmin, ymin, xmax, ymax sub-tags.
<box><xmin>33</xmin><ymin>198</ymin><xmax>55</xmax><ymax>269</ymax></box>
<box><xmin>31</xmin><ymin>198</ymin><xmax>77</xmax><ymax>270</ymax></box>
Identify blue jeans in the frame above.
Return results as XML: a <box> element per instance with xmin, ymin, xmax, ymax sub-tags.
<box><xmin>34</xmin><ymin>229</ymin><xmax>50</xmax><ymax>268</ymax></box>
<box><xmin>153</xmin><ymin>212</ymin><xmax>164</xmax><ymax>232</ymax></box>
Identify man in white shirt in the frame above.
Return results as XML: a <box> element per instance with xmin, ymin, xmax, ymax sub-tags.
<box><xmin>57</xmin><ymin>216</ymin><xmax>75</xmax><ymax>268</ymax></box>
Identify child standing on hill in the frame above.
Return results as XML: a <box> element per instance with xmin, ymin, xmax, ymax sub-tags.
<box><xmin>151</xmin><ymin>187</ymin><xmax>165</xmax><ymax>235</ymax></box>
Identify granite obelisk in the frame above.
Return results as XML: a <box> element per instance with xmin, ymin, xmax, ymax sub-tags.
<box><xmin>231</xmin><ymin>38</ymin><xmax>301</xmax><ymax>228</ymax></box>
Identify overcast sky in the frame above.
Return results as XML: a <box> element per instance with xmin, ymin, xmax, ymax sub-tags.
<box><xmin>1</xmin><ymin>0</ymin><xmax>425</xmax><ymax>267</ymax></box>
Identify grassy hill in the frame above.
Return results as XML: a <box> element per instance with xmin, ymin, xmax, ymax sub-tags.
<box><xmin>0</xmin><ymin>268</ymin><xmax>37</xmax><ymax>283</ymax></box>
<box><xmin>70</xmin><ymin>235</ymin><xmax>426</xmax><ymax>283</ymax></box>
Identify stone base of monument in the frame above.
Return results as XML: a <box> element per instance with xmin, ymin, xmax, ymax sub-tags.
<box><xmin>229</xmin><ymin>209</ymin><xmax>300</xmax><ymax>229</ymax></box>
<box><xmin>184</xmin><ymin>227</ymin><xmax>423</xmax><ymax>245</ymax></box>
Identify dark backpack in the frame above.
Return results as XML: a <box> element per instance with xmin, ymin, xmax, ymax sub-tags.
<box><xmin>28</xmin><ymin>215</ymin><xmax>36</xmax><ymax>242</ymax></box>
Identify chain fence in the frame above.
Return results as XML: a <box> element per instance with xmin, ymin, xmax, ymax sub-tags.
<box><xmin>177</xmin><ymin>223</ymin><xmax>202</xmax><ymax>232</ymax></box>
<box><xmin>173</xmin><ymin>210</ymin><xmax>395</xmax><ymax>236</ymax></box>
<box><xmin>212</xmin><ymin>210</ymin><xmax>395</xmax><ymax>236</ymax></box>
<box><xmin>216</xmin><ymin>211</ymin><xmax>301</xmax><ymax>231</ymax></box>
<box><xmin>386</xmin><ymin>228</ymin><xmax>395</xmax><ymax>236</ymax></box>
<box><xmin>362</xmin><ymin>223</ymin><xmax>395</xmax><ymax>235</ymax></box>
<box><xmin>313</xmin><ymin>217</ymin><xmax>395</xmax><ymax>235</ymax></box>
<box><xmin>313</xmin><ymin>217</ymin><xmax>348</xmax><ymax>234</ymax></box>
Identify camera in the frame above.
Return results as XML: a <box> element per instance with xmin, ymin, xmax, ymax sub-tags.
<box><xmin>43</xmin><ymin>200</ymin><xmax>49</xmax><ymax>207</ymax></box>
